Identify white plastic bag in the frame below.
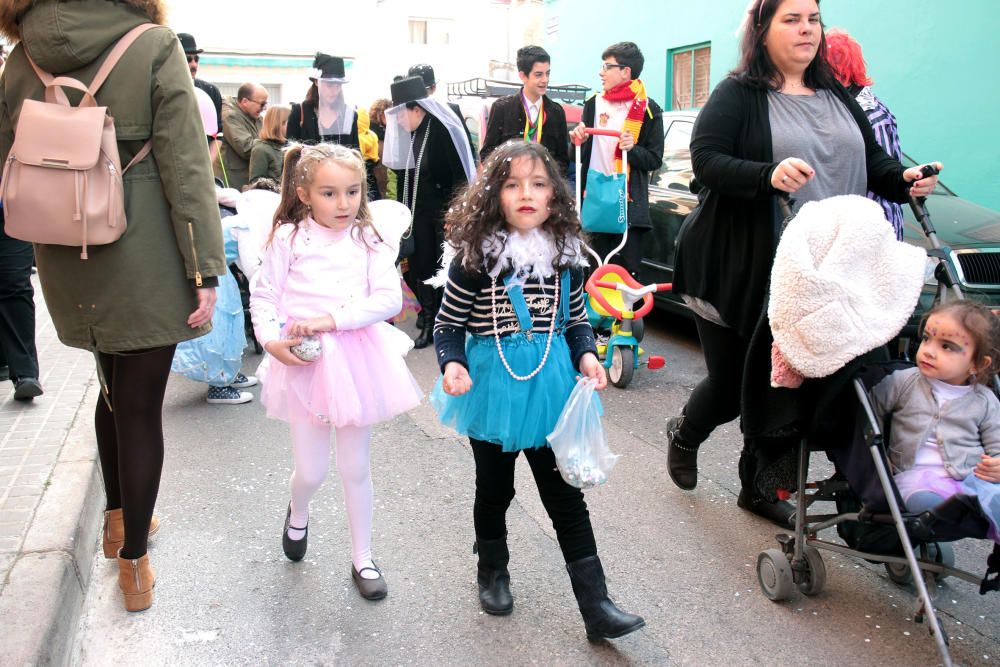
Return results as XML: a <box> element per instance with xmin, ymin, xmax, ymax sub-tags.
<box><xmin>547</xmin><ymin>378</ymin><xmax>619</xmax><ymax>489</ymax></box>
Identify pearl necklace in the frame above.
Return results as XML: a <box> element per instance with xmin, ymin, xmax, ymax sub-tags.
<box><xmin>401</xmin><ymin>123</ymin><xmax>431</xmax><ymax>240</ymax></box>
<box><xmin>490</xmin><ymin>274</ymin><xmax>559</xmax><ymax>381</ymax></box>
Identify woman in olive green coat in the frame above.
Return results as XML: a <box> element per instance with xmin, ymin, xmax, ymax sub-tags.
<box><xmin>0</xmin><ymin>0</ymin><xmax>226</xmax><ymax>612</ymax></box>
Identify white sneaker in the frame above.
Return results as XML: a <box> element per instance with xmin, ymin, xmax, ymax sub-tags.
<box><xmin>206</xmin><ymin>386</ymin><xmax>253</xmax><ymax>404</ymax></box>
<box><xmin>230</xmin><ymin>372</ymin><xmax>258</xmax><ymax>389</ymax></box>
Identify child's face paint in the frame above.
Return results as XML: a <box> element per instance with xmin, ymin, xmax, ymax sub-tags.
<box><xmin>296</xmin><ymin>160</ymin><xmax>362</xmax><ymax>231</ymax></box>
<box><xmin>917</xmin><ymin>312</ymin><xmax>979</xmax><ymax>385</ymax></box>
<box><xmin>500</xmin><ymin>156</ymin><xmax>553</xmax><ymax>236</ymax></box>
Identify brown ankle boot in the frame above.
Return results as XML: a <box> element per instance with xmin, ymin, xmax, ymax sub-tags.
<box><xmin>116</xmin><ymin>551</ymin><xmax>156</xmax><ymax>612</ymax></box>
<box><xmin>103</xmin><ymin>509</ymin><xmax>161</xmax><ymax>559</ymax></box>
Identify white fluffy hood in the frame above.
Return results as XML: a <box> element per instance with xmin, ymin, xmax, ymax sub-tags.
<box><xmin>768</xmin><ymin>195</ymin><xmax>926</xmax><ymax>378</ymax></box>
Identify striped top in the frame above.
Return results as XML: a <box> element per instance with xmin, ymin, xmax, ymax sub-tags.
<box><xmin>432</xmin><ymin>259</ymin><xmax>597</xmax><ymax>372</ymax></box>
<box><xmin>856</xmin><ymin>86</ymin><xmax>905</xmax><ymax>240</ymax></box>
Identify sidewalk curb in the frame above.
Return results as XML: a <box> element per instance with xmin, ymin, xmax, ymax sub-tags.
<box><xmin>0</xmin><ymin>379</ymin><xmax>102</xmax><ymax>666</ymax></box>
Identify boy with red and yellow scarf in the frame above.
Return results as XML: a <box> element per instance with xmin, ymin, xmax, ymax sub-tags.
<box><xmin>572</xmin><ymin>41</ymin><xmax>664</xmax><ymax>279</ymax></box>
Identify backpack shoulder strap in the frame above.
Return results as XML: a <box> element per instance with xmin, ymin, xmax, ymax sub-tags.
<box><xmin>89</xmin><ymin>23</ymin><xmax>159</xmax><ymax>96</ymax></box>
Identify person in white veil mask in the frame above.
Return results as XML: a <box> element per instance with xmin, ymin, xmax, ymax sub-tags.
<box><xmin>287</xmin><ymin>52</ymin><xmax>359</xmax><ymax>149</ymax></box>
<box><xmin>383</xmin><ymin>76</ymin><xmax>475</xmax><ymax>348</ymax></box>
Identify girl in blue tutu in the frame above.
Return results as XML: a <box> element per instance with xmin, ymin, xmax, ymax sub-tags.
<box><xmin>431</xmin><ymin>140</ymin><xmax>644</xmax><ymax>641</ymax></box>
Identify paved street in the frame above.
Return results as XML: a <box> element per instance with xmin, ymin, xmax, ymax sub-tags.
<box><xmin>61</xmin><ymin>311</ymin><xmax>999</xmax><ymax>665</ymax></box>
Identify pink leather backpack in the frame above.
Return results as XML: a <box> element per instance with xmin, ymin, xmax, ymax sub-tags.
<box><xmin>1</xmin><ymin>23</ymin><xmax>157</xmax><ymax>259</ymax></box>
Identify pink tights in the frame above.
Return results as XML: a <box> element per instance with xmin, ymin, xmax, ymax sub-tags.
<box><xmin>288</xmin><ymin>420</ymin><xmax>374</xmax><ymax>570</ymax></box>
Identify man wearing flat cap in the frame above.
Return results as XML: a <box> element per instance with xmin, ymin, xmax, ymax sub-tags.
<box><xmin>178</xmin><ymin>32</ymin><xmax>222</xmax><ymax>134</ymax></box>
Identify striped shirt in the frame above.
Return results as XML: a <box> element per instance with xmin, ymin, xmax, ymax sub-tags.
<box><xmin>432</xmin><ymin>260</ymin><xmax>597</xmax><ymax>372</ymax></box>
<box><xmin>856</xmin><ymin>86</ymin><xmax>905</xmax><ymax>240</ymax></box>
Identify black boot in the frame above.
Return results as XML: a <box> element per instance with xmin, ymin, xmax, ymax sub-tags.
<box><xmin>414</xmin><ymin>286</ymin><xmax>438</xmax><ymax>349</ymax></box>
<box><xmin>566</xmin><ymin>555</ymin><xmax>644</xmax><ymax>641</ymax></box>
<box><xmin>666</xmin><ymin>415</ymin><xmax>700</xmax><ymax>491</ymax></box>
<box><xmin>474</xmin><ymin>537</ymin><xmax>513</xmax><ymax>615</ymax></box>
<box><xmin>737</xmin><ymin>444</ymin><xmax>796</xmax><ymax>528</ymax></box>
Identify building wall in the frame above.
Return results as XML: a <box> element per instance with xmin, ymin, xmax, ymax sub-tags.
<box><xmin>544</xmin><ymin>0</ymin><xmax>1000</xmax><ymax>211</ymax></box>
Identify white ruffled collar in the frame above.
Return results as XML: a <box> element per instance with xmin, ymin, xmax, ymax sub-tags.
<box><xmin>425</xmin><ymin>227</ymin><xmax>589</xmax><ymax>288</ymax></box>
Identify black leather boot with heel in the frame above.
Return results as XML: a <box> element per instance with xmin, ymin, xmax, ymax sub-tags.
<box><xmin>566</xmin><ymin>555</ymin><xmax>644</xmax><ymax>641</ymax></box>
<box><xmin>666</xmin><ymin>414</ymin><xmax>702</xmax><ymax>491</ymax></box>
<box><xmin>474</xmin><ymin>536</ymin><xmax>513</xmax><ymax>615</ymax></box>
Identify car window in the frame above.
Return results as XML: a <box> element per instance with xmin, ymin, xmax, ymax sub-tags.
<box><xmin>654</xmin><ymin>120</ymin><xmax>693</xmax><ymax>192</ymax></box>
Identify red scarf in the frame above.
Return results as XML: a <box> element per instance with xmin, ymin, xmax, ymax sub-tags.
<box><xmin>601</xmin><ymin>80</ymin><xmax>648</xmax><ymax>173</ymax></box>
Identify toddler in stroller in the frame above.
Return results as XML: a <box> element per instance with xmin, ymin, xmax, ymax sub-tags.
<box><xmin>873</xmin><ymin>300</ymin><xmax>1000</xmax><ymax>540</ymax></box>
<box><xmin>756</xmin><ymin>314</ymin><xmax>1000</xmax><ymax>667</ymax></box>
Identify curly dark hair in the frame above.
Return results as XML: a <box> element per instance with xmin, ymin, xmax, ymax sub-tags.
<box><xmin>920</xmin><ymin>300</ymin><xmax>1000</xmax><ymax>386</ymax></box>
<box><xmin>444</xmin><ymin>140</ymin><xmax>583</xmax><ymax>275</ymax></box>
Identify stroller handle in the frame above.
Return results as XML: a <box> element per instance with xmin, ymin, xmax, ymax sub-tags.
<box><xmin>583</xmin><ymin>128</ymin><xmax>622</xmax><ymax>137</ymax></box>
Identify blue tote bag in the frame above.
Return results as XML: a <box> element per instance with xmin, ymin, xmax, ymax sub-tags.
<box><xmin>581</xmin><ymin>168</ymin><xmax>627</xmax><ymax>234</ymax></box>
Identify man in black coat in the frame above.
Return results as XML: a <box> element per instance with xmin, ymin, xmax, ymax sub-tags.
<box><xmin>571</xmin><ymin>41</ymin><xmax>663</xmax><ymax>279</ymax></box>
<box><xmin>479</xmin><ymin>45</ymin><xmax>569</xmax><ymax>175</ymax></box>
<box><xmin>407</xmin><ymin>63</ymin><xmax>474</xmax><ymax>157</ymax></box>
<box><xmin>178</xmin><ymin>33</ymin><xmax>222</xmax><ymax>134</ymax></box>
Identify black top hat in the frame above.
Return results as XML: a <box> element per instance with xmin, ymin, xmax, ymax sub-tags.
<box><xmin>177</xmin><ymin>33</ymin><xmax>203</xmax><ymax>55</ymax></box>
<box><xmin>391</xmin><ymin>76</ymin><xmax>429</xmax><ymax>107</ymax></box>
<box><xmin>311</xmin><ymin>52</ymin><xmax>347</xmax><ymax>81</ymax></box>
<box><xmin>407</xmin><ymin>64</ymin><xmax>436</xmax><ymax>88</ymax></box>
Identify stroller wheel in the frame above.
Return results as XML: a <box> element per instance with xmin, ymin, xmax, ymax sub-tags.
<box><xmin>885</xmin><ymin>560</ymin><xmax>913</xmax><ymax>585</ymax></box>
<box><xmin>797</xmin><ymin>546</ymin><xmax>827</xmax><ymax>596</ymax></box>
<box><xmin>757</xmin><ymin>549</ymin><xmax>794</xmax><ymax>601</ymax></box>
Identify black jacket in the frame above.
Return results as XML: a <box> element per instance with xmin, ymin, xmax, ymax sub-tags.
<box><xmin>286</xmin><ymin>101</ymin><xmax>360</xmax><ymax>149</ymax></box>
<box><xmin>579</xmin><ymin>93</ymin><xmax>664</xmax><ymax>230</ymax></box>
<box><xmin>673</xmin><ymin>76</ymin><xmax>909</xmax><ymax>339</ymax></box>
<box><xmin>399</xmin><ymin>113</ymin><xmax>469</xmax><ymax>283</ymax></box>
<box><xmin>480</xmin><ymin>92</ymin><xmax>569</xmax><ymax>174</ymax></box>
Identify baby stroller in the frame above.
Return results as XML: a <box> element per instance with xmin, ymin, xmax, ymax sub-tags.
<box><xmin>754</xmin><ymin>172</ymin><xmax>1000</xmax><ymax>667</ymax></box>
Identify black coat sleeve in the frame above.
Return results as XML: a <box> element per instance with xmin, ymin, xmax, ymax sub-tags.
<box><xmin>690</xmin><ymin>79</ymin><xmax>777</xmax><ymax>200</ymax></box>
<box><xmin>286</xmin><ymin>103</ymin><xmax>302</xmax><ymax>142</ymax></box>
<box><xmin>628</xmin><ymin>99</ymin><xmax>664</xmax><ymax>173</ymax></box>
<box><xmin>579</xmin><ymin>98</ymin><xmax>596</xmax><ymax>193</ymax></box>
<box><xmin>547</xmin><ymin>102</ymin><xmax>570</xmax><ymax>175</ymax></box>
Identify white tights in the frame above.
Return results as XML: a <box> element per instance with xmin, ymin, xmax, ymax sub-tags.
<box><xmin>288</xmin><ymin>420</ymin><xmax>374</xmax><ymax>573</ymax></box>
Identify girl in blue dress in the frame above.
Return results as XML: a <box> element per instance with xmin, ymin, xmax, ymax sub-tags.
<box><xmin>431</xmin><ymin>140</ymin><xmax>644</xmax><ymax>641</ymax></box>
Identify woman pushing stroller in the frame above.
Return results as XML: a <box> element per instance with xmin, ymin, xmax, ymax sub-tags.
<box><xmin>666</xmin><ymin>0</ymin><xmax>943</xmax><ymax>525</ymax></box>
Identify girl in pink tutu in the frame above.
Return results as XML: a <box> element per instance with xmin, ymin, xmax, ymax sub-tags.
<box><xmin>872</xmin><ymin>301</ymin><xmax>1000</xmax><ymax>542</ymax></box>
<box><xmin>250</xmin><ymin>143</ymin><xmax>422</xmax><ymax>600</ymax></box>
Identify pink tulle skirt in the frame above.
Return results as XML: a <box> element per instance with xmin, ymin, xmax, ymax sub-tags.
<box><xmin>257</xmin><ymin>322</ymin><xmax>422</xmax><ymax>427</ymax></box>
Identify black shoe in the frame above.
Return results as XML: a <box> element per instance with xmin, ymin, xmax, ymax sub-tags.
<box><xmin>351</xmin><ymin>562</ymin><xmax>388</xmax><ymax>600</ymax></box>
<box><xmin>737</xmin><ymin>488</ymin><xmax>796</xmax><ymax>528</ymax></box>
<box><xmin>666</xmin><ymin>415</ymin><xmax>699</xmax><ymax>491</ymax></box>
<box><xmin>413</xmin><ymin>321</ymin><xmax>433</xmax><ymax>349</ymax></box>
<box><xmin>282</xmin><ymin>503</ymin><xmax>308</xmax><ymax>562</ymax></box>
<box><xmin>475</xmin><ymin>537</ymin><xmax>513</xmax><ymax>615</ymax></box>
<box><xmin>566</xmin><ymin>555</ymin><xmax>645</xmax><ymax>641</ymax></box>
<box><xmin>13</xmin><ymin>377</ymin><xmax>43</xmax><ymax>401</ymax></box>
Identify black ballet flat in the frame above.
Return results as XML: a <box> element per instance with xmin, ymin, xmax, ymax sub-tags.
<box><xmin>282</xmin><ymin>503</ymin><xmax>308</xmax><ymax>562</ymax></box>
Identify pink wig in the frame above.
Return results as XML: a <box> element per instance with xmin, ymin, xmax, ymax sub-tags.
<box><xmin>825</xmin><ymin>29</ymin><xmax>873</xmax><ymax>88</ymax></box>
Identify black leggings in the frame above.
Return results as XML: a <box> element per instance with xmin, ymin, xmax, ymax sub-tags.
<box><xmin>94</xmin><ymin>345</ymin><xmax>175</xmax><ymax>559</ymax></box>
<box><xmin>471</xmin><ymin>439</ymin><xmax>596</xmax><ymax>563</ymax></box>
<box><xmin>681</xmin><ymin>316</ymin><xmax>751</xmax><ymax>446</ymax></box>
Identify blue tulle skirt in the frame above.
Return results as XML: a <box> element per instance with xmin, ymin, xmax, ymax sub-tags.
<box><xmin>431</xmin><ymin>331</ymin><xmax>593</xmax><ymax>452</ymax></box>
<box><xmin>171</xmin><ymin>269</ymin><xmax>247</xmax><ymax>386</ymax></box>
